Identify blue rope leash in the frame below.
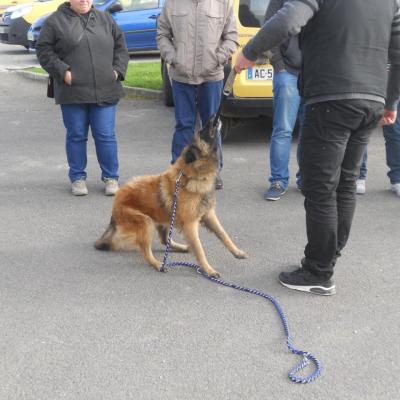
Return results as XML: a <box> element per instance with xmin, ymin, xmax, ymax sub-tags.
<box><xmin>160</xmin><ymin>171</ymin><xmax>322</xmax><ymax>384</ymax></box>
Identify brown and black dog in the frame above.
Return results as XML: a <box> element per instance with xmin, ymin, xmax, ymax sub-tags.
<box><xmin>95</xmin><ymin>118</ymin><xmax>247</xmax><ymax>277</ymax></box>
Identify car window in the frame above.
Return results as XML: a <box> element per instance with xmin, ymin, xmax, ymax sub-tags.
<box><xmin>239</xmin><ymin>0</ymin><xmax>270</xmax><ymax>28</ymax></box>
<box><xmin>93</xmin><ymin>0</ymin><xmax>108</xmax><ymax>6</ymax></box>
<box><xmin>123</xmin><ymin>0</ymin><xmax>159</xmax><ymax>11</ymax></box>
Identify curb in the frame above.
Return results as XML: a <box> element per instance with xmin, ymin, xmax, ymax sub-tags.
<box><xmin>123</xmin><ymin>85</ymin><xmax>162</xmax><ymax>101</ymax></box>
<box><xmin>13</xmin><ymin>69</ymin><xmax>163</xmax><ymax>101</ymax></box>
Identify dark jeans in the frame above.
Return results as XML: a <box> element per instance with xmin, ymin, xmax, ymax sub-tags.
<box><xmin>300</xmin><ymin>99</ymin><xmax>384</xmax><ymax>279</ymax></box>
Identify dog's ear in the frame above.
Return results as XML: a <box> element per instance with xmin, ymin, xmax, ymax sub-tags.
<box><xmin>184</xmin><ymin>146</ymin><xmax>197</xmax><ymax>164</ymax></box>
<box><xmin>199</xmin><ymin>117</ymin><xmax>217</xmax><ymax>143</ymax></box>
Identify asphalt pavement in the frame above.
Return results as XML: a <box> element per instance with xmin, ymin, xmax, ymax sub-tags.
<box><xmin>0</xmin><ymin>53</ymin><xmax>399</xmax><ymax>399</ymax></box>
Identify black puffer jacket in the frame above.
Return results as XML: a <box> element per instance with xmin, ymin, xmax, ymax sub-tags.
<box><xmin>36</xmin><ymin>2</ymin><xmax>129</xmax><ymax>105</ymax></box>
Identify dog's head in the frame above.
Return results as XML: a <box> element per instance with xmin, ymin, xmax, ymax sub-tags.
<box><xmin>183</xmin><ymin>117</ymin><xmax>219</xmax><ymax>167</ymax></box>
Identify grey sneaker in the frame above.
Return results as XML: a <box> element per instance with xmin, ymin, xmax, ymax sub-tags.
<box><xmin>71</xmin><ymin>179</ymin><xmax>88</xmax><ymax>196</ymax></box>
<box><xmin>104</xmin><ymin>178</ymin><xmax>119</xmax><ymax>196</ymax></box>
<box><xmin>356</xmin><ymin>179</ymin><xmax>366</xmax><ymax>194</ymax></box>
<box><xmin>391</xmin><ymin>182</ymin><xmax>400</xmax><ymax>197</ymax></box>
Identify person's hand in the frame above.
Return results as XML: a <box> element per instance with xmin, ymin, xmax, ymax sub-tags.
<box><xmin>234</xmin><ymin>50</ymin><xmax>256</xmax><ymax>73</ymax></box>
<box><xmin>113</xmin><ymin>70</ymin><xmax>118</xmax><ymax>80</ymax></box>
<box><xmin>380</xmin><ymin>109</ymin><xmax>397</xmax><ymax>126</ymax></box>
<box><xmin>64</xmin><ymin>70</ymin><xmax>72</xmax><ymax>85</ymax></box>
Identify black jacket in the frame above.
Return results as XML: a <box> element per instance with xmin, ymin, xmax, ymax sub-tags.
<box><xmin>243</xmin><ymin>0</ymin><xmax>400</xmax><ymax>109</ymax></box>
<box><xmin>36</xmin><ymin>3</ymin><xmax>129</xmax><ymax>105</ymax></box>
<box><xmin>299</xmin><ymin>0</ymin><xmax>395</xmax><ymax>103</ymax></box>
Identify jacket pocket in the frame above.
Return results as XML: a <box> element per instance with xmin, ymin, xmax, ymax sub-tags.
<box><xmin>171</xmin><ymin>10</ymin><xmax>189</xmax><ymax>34</ymax></box>
<box><xmin>94</xmin><ymin>64</ymin><xmax>117</xmax><ymax>89</ymax></box>
<box><xmin>201</xmin><ymin>46</ymin><xmax>220</xmax><ymax>76</ymax></box>
<box><xmin>170</xmin><ymin>9</ymin><xmax>189</xmax><ymax>74</ymax></box>
<box><xmin>205</xmin><ymin>10</ymin><xmax>224</xmax><ymax>43</ymax></box>
<box><xmin>172</xmin><ymin>42</ymin><xmax>187</xmax><ymax>75</ymax></box>
<box><xmin>69</xmin><ymin>67</ymin><xmax>81</xmax><ymax>86</ymax></box>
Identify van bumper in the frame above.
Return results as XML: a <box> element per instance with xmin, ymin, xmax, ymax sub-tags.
<box><xmin>221</xmin><ymin>96</ymin><xmax>273</xmax><ymax>119</ymax></box>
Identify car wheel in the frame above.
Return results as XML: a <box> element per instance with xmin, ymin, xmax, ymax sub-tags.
<box><xmin>220</xmin><ymin>117</ymin><xmax>232</xmax><ymax>140</ymax></box>
<box><xmin>162</xmin><ymin>61</ymin><xmax>174</xmax><ymax>107</ymax></box>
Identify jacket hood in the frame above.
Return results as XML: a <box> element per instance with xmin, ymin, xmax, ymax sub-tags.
<box><xmin>57</xmin><ymin>2</ymin><xmax>94</xmax><ymax>17</ymax></box>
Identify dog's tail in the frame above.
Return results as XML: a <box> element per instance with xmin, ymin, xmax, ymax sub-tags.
<box><xmin>95</xmin><ymin>218</ymin><xmax>116</xmax><ymax>251</ymax></box>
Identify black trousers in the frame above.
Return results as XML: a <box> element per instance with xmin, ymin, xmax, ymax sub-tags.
<box><xmin>300</xmin><ymin>99</ymin><xmax>384</xmax><ymax>279</ymax></box>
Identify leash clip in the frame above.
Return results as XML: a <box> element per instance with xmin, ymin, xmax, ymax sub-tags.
<box><xmin>176</xmin><ymin>170</ymin><xmax>183</xmax><ymax>184</ymax></box>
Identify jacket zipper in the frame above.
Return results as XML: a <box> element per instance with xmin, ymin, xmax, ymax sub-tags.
<box><xmin>85</xmin><ymin>13</ymin><xmax>98</xmax><ymax>102</ymax></box>
<box><xmin>192</xmin><ymin>1</ymin><xmax>199</xmax><ymax>79</ymax></box>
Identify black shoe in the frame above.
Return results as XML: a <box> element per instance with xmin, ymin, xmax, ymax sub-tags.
<box><xmin>215</xmin><ymin>175</ymin><xmax>223</xmax><ymax>190</ymax></box>
<box><xmin>279</xmin><ymin>268</ymin><xmax>336</xmax><ymax>296</ymax></box>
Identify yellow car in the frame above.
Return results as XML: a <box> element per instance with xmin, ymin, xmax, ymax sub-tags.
<box><xmin>0</xmin><ymin>0</ymin><xmax>31</xmax><ymax>18</ymax></box>
<box><xmin>0</xmin><ymin>0</ymin><xmax>63</xmax><ymax>48</ymax></box>
<box><xmin>161</xmin><ymin>0</ymin><xmax>274</xmax><ymax>137</ymax></box>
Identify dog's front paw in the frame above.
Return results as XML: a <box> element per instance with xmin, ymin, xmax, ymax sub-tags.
<box><xmin>209</xmin><ymin>270</ymin><xmax>221</xmax><ymax>278</ymax></box>
<box><xmin>233</xmin><ymin>249</ymin><xmax>248</xmax><ymax>259</ymax></box>
<box><xmin>203</xmin><ymin>268</ymin><xmax>220</xmax><ymax>278</ymax></box>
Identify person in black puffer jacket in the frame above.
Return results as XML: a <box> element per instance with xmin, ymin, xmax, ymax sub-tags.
<box><xmin>36</xmin><ymin>0</ymin><xmax>129</xmax><ymax>196</ymax></box>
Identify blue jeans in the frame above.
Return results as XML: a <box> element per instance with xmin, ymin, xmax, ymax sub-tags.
<box><xmin>383</xmin><ymin>106</ymin><xmax>400</xmax><ymax>184</ymax></box>
<box><xmin>171</xmin><ymin>80</ymin><xmax>223</xmax><ymax>168</ymax></box>
<box><xmin>61</xmin><ymin>104</ymin><xmax>119</xmax><ymax>183</ymax></box>
<box><xmin>269</xmin><ymin>71</ymin><xmax>301</xmax><ymax>189</ymax></box>
<box><xmin>358</xmin><ymin>150</ymin><xmax>368</xmax><ymax>180</ymax></box>
<box><xmin>358</xmin><ymin>103</ymin><xmax>400</xmax><ymax>183</ymax></box>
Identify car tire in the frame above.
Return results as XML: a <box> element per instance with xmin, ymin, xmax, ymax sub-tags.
<box><xmin>220</xmin><ymin>116</ymin><xmax>232</xmax><ymax>140</ymax></box>
<box><xmin>162</xmin><ymin>61</ymin><xmax>174</xmax><ymax>107</ymax></box>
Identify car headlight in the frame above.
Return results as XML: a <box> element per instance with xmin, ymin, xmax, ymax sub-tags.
<box><xmin>10</xmin><ymin>4</ymin><xmax>33</xmax><ymax>19</ymax></box>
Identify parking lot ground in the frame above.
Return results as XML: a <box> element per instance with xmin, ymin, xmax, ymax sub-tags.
<box><xmin>0</xmin><ymin>69</ymin><xmax>399</xmax><ymax>400</ymax></box>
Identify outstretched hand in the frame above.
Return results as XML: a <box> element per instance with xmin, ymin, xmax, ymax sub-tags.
<box><xmin>380</xmin><ymin>109</ymin><xmax>397</xmax><ymax>126</ymax></box>
<box><xmin>234</xmin><ymin>51</ymin><xmax>256</xmax><ymax>73</ymax></box>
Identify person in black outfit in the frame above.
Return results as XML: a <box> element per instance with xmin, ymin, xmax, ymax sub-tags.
<box><xmin>235</xmin><ymin>0</ymin><xmax>400</xmax><ymax>295</ymax></box>
<box><xmin>37</xmin><ymin>0</ymin><xmax>129</xmax><ymax>196</ymax></box>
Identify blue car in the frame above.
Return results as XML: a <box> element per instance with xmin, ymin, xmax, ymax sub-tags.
<box><xmin>28</xmin><ymin>0</ymin><xmax>164</xmax><ymax>53</ymax></box>
<box><xmin>27</xmin><ymin>12</ymin><xmax>52</xmax><ymax>52</ymax></box>
<box><xmin>111</xmin><ymin>0</ymin><xmax>164</xmax><ymax>51</ymax></box>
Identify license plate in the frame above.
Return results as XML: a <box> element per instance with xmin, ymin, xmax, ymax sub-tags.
<box><xmin>0</xmin><ymin>26</ymin><xmax>8</xmax><ymax>34</ymax></box>
<box><xmin>247</xmin><ymin>66</ymin><xmax>273</xmax><ymax>80</ymax></box>
<box><xmin>27</xmin><ymin>31</ymin><xmax>34</xmax><ymax>41</ymax></box>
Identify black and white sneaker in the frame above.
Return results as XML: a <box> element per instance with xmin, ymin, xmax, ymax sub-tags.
<box><xmin>279</xmin><ymin>268</ymin><xmax>336</xmax><ymax>296</ymax></box>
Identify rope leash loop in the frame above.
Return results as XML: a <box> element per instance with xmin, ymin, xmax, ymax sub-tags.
<box><xmin>161</xmin><ymin>172</ymin><xmax>322</xmax><ymax>384</ymax></box>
